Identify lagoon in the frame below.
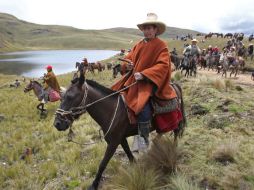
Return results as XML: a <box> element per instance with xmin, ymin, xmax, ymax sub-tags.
<box><xmin>0</xmin><ymin>50</ymin><xmax>118</xmax><ymax>77</ymax></box>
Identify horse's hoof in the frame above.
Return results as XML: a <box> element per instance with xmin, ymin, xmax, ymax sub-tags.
<box><xmin>40</xmin><ymin>111</ymin><xmax>48</xmax><ymax>119</ymax></box>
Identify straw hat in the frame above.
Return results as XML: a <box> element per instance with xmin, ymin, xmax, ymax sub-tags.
<box><xmin>191</xmin><ymin>39</ymin><xmax>198</xmax><ymax>43</ymax></box>
<box><xmin>137</xmin><ymin>13</ymin><xmax>166</xmax><ymax>35</ymax></box>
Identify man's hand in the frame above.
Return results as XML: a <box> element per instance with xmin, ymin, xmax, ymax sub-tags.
<box><xmin>134</xmin><ymin>72</ymin><xmax>144</xmax><ymax>81</ymax></box>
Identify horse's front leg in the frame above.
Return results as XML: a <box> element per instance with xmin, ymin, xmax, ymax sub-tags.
<box><xmin>235</xmin><ymin>69</ymin><xmax>238</xmax><ymax>77</ymax></box>
<box><xmin>230</xmin><ymin>70</ymin><xmax>233</xmax><ymax>77</ymax></box>
<box><xmin>88</xmin><ymin>142</ymin><xmax>119</xmax><ymax>190</ymax></box>
<box><xmin>37</xmin><ymin>103</ymin><xmax>44</xmax><ymax>111</ymax></box>
<box><xmin>121</xmin><ymin>138</ymin><xmax>135</xmax><ymax>163</ymax></box>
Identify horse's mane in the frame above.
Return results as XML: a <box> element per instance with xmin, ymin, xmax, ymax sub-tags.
<box><xmin>33</xmin><ymin>80</ymin><xmax>42</xmax><ymax>87</ymax></box>
<box><xmin>113</xmin><ymin>64</ymin><xmax>120</xmax><ymax>69</ymax></box>
<box><xmin>86</xmin><ymin>80</ymin><xmax>115</xmax><ymax>95</ymax></box>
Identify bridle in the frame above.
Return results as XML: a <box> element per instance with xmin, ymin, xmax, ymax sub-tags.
<box><xmin>55</xmin><ymin>82</ymin><xmax>89</xmax><ymax>123</ymax></box>
<box><xmin>55</xmin><ymin>81</ymin><xmax>137</xmax><ymax>137</ymax></box>
<box><xmin>24</xmin><ymin>82</ymin><xmax>34</xmax><ymax>92</ymax></box>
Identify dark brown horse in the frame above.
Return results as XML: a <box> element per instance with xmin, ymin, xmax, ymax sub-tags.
<box><xmin>76</xmin><ymin>61</ymin><xmax>105</xmax><ymax>75</ymax></box>
<box><xmin>112</xmin><ymin>60</ymin><xmax>133</xmax><ymax>78</ymax></box>
<box><xmin>112</xmin><ymin>64</ymin><xmax>132</xmax><ymax>78</ymax></box>
<box><xmin>205</xmin><ymin>32</ymin><xmax>213</xmax><ymax>39</ymax></box>
<box><xmin>53</xmin><ymin>74</ymin><xmax>186</xmax><ymax>190</ymax></box>
<box><xmin>106</xmin><ymin>62</ymin><xmax>113</xmax><ymax>70</ymax></box>
<box><xmin>224</xmin><ymin>33</ymin><xmax>233</xmax><ymax>38</ymax></box>
<box><xmin>248</xmin><ymin>34</ymin><xmax>254</xmax><ymax>42</ymax></box>
<box><xmin>89</xmin><ymin>62</ymin><xmax>105</xmax><ymax>74</ymax></box>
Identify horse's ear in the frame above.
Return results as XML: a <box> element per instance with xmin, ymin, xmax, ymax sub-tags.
<box><xmin>79</xmin><ymin>73</ymin><xmax>85</xmax><ymax>86</ymax></box>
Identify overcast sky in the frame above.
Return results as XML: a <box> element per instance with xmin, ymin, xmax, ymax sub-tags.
<box><xmin>1</xmin><ymin>0</ymin><xmax>254</xmax><ymax>34</ymax></box>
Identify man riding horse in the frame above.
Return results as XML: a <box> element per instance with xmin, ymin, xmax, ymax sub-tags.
<box><xmin>181</xmin><ymin>39</ymin><xmax>201</xmax><ymax>75</ymax></box>
<box><xmin>42</xmin><ymin>65</ymin><xmax>60</xmax><ymax>103</ymax></box>
<box><xmin>111</xmin><ymin>13</ymin><xmax>177</xmax><ymax>146</ymax></box>
<box><xmin>183</xmin><ymin>39</ymin><xmax>201</xmax><ymax>57</ymax></box>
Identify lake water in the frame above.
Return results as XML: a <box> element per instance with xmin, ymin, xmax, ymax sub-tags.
<box><xmin>0</xmin><ymin>50</ymin><xmax>118</xmax><ymax>77</ymax></box>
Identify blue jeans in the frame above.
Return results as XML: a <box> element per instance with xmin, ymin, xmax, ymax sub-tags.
<box><xmin>137</xmin><ymin>101</ymin><xmax>152</xmax><ymax>122</ymax></box>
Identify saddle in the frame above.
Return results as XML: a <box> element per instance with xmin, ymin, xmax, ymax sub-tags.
<box><xmin>122</xmin><ymin>84</ymin><xmax>183</xmax><ymax>133</ymax></box>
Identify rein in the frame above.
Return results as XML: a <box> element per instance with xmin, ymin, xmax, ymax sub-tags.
<box><xmin>55</xmin><ymin>81</ymin><xmax>137</xmax><ymax>145</ymax></box>
<box><xmin>56</xmin><ymin>81</ymin><xmax>137</xmax><ymax>117</ymax></box>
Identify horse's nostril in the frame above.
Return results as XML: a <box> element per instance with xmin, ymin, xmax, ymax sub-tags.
<box><xmin>54</xmin><ymin>120</ymin><xmax>61</xmax><ymax>127</ymax></box>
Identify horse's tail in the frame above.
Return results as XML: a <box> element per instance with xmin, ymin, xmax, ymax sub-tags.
<box><xmin>171</xmin><ymin>83</ymin><xmax>187</xmax><ymax>139</ymax></box>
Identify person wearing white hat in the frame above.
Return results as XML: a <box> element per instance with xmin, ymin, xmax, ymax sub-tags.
<box><xmin>112</xmin><ymin>13</ymin><xmax>177</xmax><ymax>147</ymax></box>
<box><xmin>183</xmin><ymin>38</ymin><xmax>201</xmax><ymax>57</ymax></box>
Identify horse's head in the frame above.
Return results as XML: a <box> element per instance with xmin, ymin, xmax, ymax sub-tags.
<box><xmin>54</xmin><ymin>74</ymin><xmax>86</xmax><ymax>131</ymax></box>
<box><xmin>24</xmin><ymin>80</ymin><xmax>35</xmax><ymax>93</ymax></box>
<box><xmin>112</xmin><ymin>64</ymin><xmax>120</xmax><ymax>78</ymax></box>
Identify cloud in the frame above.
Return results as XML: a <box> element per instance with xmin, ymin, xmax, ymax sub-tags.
<box><xmin>218</xmin><ymin>14</ymin><xmax>254</xmax><ymax>34</ymax></box>
<box><xmin>0</xmin><ymin>0</ymin><xmax>254</xmax><ymax>35</ymax></box>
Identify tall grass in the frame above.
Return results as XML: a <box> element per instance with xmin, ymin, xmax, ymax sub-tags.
<box><xmin>165</xmin><ymin>174</ymin><xmax>201</xmax><ymax>190</ymax></box>
<box><xmin>105</xmin><ymin>164</ymin><xmax>160</xmax><ymax>190</ymax></box>
<box><xmin>1</xmin><ymin>58</ymin><xmax>254</xmax><ymax>189</ymax></box>
<box><xmin>142</xmin><ymin>135</ymin><xmax>181</xmax><ymax>174</ymax></box>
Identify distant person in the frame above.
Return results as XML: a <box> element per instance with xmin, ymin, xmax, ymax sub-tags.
<box><xmin>206</xmin><ymin>45</ymin><xmax>213</xmax><ymax>54</ymax></box>
<box><xmin>226</xmin><ymin>47</ymin><xmax>236</xmax><ymax>65</ymax></box>
<box><xmin>183</xmin><ymin>39</ymin><xmax>201</xmax><ymax>57</ymax></box>
<box><xmin>120</xmin><ymin>49</ymin><xmax>125</xmax><ymax>56</ymax></box>
<box><xmin>212</xmin><ymin>46</ymin><xmax>219</xmax><ymax>55</ymax></box>
<box><xmin>10</xmin><ymin>79</ymin><xmax>20</xmax><ymax>88</ymax></box>
<box><xmin>14</xmin><ymin>79</ymin><xmax>20</xmax><ymax>88</ymax></box>
<box><xmin>79</xmin><ymin>57</ymin><xmax>88</xmax><ymax>73</ymax></box>
<box><xmin>42</xmin><ymin>65</ymin><xmax>60</xmax><ymax>103</ymax></box>
<box><xmin>201</xmin><ymin>49</ymin><xmax>206</xmax><ymax>56</ymax></box>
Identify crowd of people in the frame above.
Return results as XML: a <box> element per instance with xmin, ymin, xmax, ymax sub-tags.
<box><xmin>170</xmin><ymin>37</ymin><xmax>253</xmax><ymax>79</ymax></box>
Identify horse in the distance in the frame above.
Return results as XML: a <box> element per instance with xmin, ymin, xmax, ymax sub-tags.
<box><xmin>89</xmin><ymin>62</ymin><xmax>105</xmax><ymax>74</ymax></box>
<box><xmin>53</xmin><ymin>74</ymin><xmax>187</xmax><ymax>190</ymax></box>
<box><xmin>179</xmin><ymin>55</ymin><xmax>197</xmax><ymax>77</ymax></box>
<box><xmin>205</xmin><ymin>32</ymin><xmax>213</xmax><ymax>39</ymax></box>
<box><xmin>248</xmin><ymin>34</ymin><xmax>254</xmax><ymax>42</ymax></box>
<box><xmin>24</xmin><ymin>80</ymin><xmax>65</xmax><ymax>116</ymax></box>
<box><xmin>198</xmin><ymin>55</ymin><xmax>207</xmax><ymax>70</ymax></box>
<box><xmin>224</xmin><ymin>33</ymin><xmax>233</xmax><ymax>38</ymax></box>
<box><xmin>170</xmin><ymin>54</ymin><xmax>183</xmax><ymax>70</ymax></box>
<box><xmin>106</xmin><ymin>62</ymin><xmax>113</xmax><ymax>70</ymax></box>
<box><xmin>219</xmin><ymin>54</ymin><xmax>241</xmax><ymax>78</ymax></box>
<box><xmin>76</xmin><ymin>61</ymin><xmax>105</xmax><ymax>75</ymax></box>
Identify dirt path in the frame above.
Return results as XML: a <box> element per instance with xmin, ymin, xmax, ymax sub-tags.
<box><xmin>197</xmin><ymin>68</ymin><xmax>254</xmax><ymax>86</ymax></box>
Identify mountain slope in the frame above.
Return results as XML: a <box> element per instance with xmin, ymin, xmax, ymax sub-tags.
<box><xmin>0</xmin><ymin>12</ymin><xmax>201</xmax><ymax>52</ymax></box>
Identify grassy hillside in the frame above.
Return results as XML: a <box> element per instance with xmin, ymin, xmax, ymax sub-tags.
<box><xmin>0</xmin><ymin>56</ymin><xmax>254</xmax><ymax>189</ymax></box>
<box><xmin>0</xmin><ymin>12</ymin><xmax>201</xmax><ymax>52</ymax></box>
<box><xmin>104</xmin><ymin>26</ymin><xmax>201</xmax><ymax>38</ymax></box>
